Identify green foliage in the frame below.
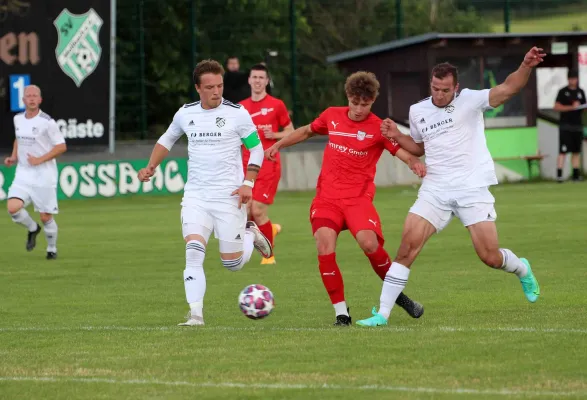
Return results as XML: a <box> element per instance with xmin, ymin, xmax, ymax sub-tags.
<box><xmin>116</xmin><ymin>0</ymin><xmax>490</xmax><ymax>137</ymax></box>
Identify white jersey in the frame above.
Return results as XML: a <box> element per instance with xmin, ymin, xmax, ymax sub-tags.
<box><xmin>13</xmin><ymin>110</ymin><xmax>66</xmax><ymax>188</ymax></box>
<box><xmin>157</xmin><ymin>99</ymin><xmax>260</xmax><ymax>200</ymax></box>
<box><xmin>409</xmin><ymin>89</ymin><xmax>498</xmax><ymax>191</ymax></box>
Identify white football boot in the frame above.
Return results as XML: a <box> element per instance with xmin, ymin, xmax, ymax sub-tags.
<box><xmin>178</xmin><ymin>312</ymin><xmax>204</xmax><ymax>326</ymax></box>
<box><xmin>246</xmin><ymin>221</ymin><xmax>273</xmax><ymax>258</ymax></box>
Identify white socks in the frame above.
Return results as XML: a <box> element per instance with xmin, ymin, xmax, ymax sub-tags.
<box><xmin>500</xmin><ymin>248</ymin><xmax>528</xmax><ymax>278</ymax></box>
<box><xmin>43</xmin><ymin>219</ymin><xmax>58</xmax><ymax>253</ymax></box>
<box><xmin>243</xmin><ymin>230</ymin><xmax>254</xmax><ymax>264</ymax></box>
<box><xmin>10</xmin><ymin>209</ymin><xmax>37</xmax><ymax>231</ymax></box>
<box><xmin>334</xmin><ymin>301</ymin><xmax>349</xmax><ymax>317</ymax></box>
<box><xmin>378</xmin><ymin>262</ymin><xmax>411</xmax><ymax>319</ymax></box>
<box><xmin>184</xmin><ymin>240</ymin><xmax>207</xmax><ymax>317</ymax></box>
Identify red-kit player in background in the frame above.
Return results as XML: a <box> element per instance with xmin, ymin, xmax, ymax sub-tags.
<box><xmin>265</xmin><ymin>71</ymin><xmax>427</xmax><ymax>325</ymax></box>
<box><xmin>240</xmin><ymin>64</ymin><xmax>294</xmax><ymax>265</ymax></box>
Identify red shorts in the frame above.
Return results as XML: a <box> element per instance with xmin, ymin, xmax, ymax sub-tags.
<box><xmin>243</xmin><ymin>159</ymin><xmax>281</xmax><ymax>205</ymax></box>
<box><xmin>309</xmin><ymin>195</ymin><xmax>384</xmax><ymax>243</ymax></box>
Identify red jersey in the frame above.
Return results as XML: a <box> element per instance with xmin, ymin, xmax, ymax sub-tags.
<box><xmin>310</xmin><ymin>107</ymin><xmax>401</xmax><ymax>199</ymax></box>
<box><xmin>240</xmin><ymin>95</ymin><xmax>291</xmax><ymax>162</ymax></box>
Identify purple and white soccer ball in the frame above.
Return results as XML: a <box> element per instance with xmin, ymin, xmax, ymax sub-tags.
<box><xmin>238</xmin><ymin>284</ymin><xmax>275</xmax><ymax>320</ymax></box>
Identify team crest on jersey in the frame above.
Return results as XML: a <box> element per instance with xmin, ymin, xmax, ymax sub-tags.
<box><xmin>445</xmin><ymin>104</ymin><xmax>455</xmax><ymax>113</ymax></box>
<box><xmin>216</xmin><ymin>117</ymin><xmax>225</xmax><ymax>128</ymax></box>
<box><xmin>261</xmin><ymin>108</ymin><xmax>268</xmax><ymax>115</ymax></box>
<box><xmin>357</xmin><ymin>130</ymin><xmax>366</xmax><ymax>141</ymax></box>
<box><xmin>54</xmin><ymin>8</ymin><xmax>103</xmax><ymax>87</ymax></box>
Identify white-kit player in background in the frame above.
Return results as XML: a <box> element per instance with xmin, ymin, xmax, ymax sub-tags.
<box><xmin>357</xmin><ymin>47</ymin><xmax>546</xmax><ymax>327</ymax></box>
<box><xmin>138</xmin><ymin>59</ymin><xmax>273</xmax><ymax>326</ymax></box>
<box><xmin>4</xmin><ymin>85</ymin><xmax>67</xmax><ymax>260</ymax></box>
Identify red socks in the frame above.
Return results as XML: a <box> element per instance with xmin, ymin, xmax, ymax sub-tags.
<box><xmin>318</xmin><ymin>253</ymin><xmax>345</xmax><ymax>304</ymax></box>
<box><xmin>366</xmin><ymin>245</ymin><xmax>392</xmax><ymax>280</ymax></box>
<box><xmin>257</xmin><ymin>221</ymin><xmax>274</xmax><ymax>247</ymax></box>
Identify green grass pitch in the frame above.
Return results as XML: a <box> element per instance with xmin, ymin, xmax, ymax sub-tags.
<box><xmin>1</xmin><ymin>182</ymin><xmax>586</xmax><ymax>399</ymax></box>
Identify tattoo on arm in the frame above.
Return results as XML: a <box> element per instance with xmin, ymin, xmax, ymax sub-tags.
<box><xmin>247</xmin><ymin>164</ymin><xmax>260</xmax><ymax>173</ymax></box>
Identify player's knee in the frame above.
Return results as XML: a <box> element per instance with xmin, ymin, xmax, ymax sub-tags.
<box><xmin>6</xmin><ymin>199</ymin><xmax>23</xmax><ymax>215</ymax></box>
<box><xmin>315</xmin><ymin>236</ymin><xmax>336</xmax><ymax>255</ymax></box>
<box><xmin>251</xmin><ymin>203</ymin><xmax>267</xmax><ymax>222</ymax></box>
<box><xmin>39</xmin><ymin>213</ymin><xmax>53</xmax><ymax>223</ymax></box>
<box><xmin>357</xmin><ymin>236</ymin><xmax>379</xmax><ymax>254</ymax></box>
<box><xmin>221</xmin><ymin>253</ymin><xmax>244</xmax><ymax>272</ymax></box>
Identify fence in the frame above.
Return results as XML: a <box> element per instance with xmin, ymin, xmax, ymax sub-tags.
<box><xmin>114</xmin><ymin>0</ymin><xmax>586</xmax><ymax>140</ymax></box>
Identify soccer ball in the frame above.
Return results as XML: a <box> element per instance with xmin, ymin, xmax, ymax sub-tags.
<box><xmin>238</xmin><ymin>284</ymin><xmax>275</xmax><ymax>320</ymax></box>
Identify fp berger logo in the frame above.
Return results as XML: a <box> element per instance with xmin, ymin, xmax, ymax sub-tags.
<box><xmin>54</xmin><ymin>8</ymin><xmax>103</xmax><ymax>87</ymax></box>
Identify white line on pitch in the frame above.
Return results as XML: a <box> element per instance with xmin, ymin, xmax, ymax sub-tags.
<box><xmin>0</xmin><ymin>325</ymin><xmax>586</xmax><ymax>334</ymax></box>
<box><xmin>0</xmin><ymin>376</ymin><xmax>584</xmax><ymax>397</ymax></box>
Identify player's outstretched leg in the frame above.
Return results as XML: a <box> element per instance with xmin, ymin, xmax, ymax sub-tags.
<box><xmin>364</xmin><ymin>244</ymin><xmax>424</xmax><ymax>318</ymax></box>
<box><xmin>246</xmin><ymin>221</ymin><xmax>273</xmax><ymax>259</ymax></box>
<box><xmin>8</xmin><ymin>199</ymin><xmax>41</xmax><ymax>251</ymax></box>
<box><xmin>179</xmin><ymin>239</ymin><xmax>207</xmax><ymax>326</ymax></box>
<box><xmin>356</xmin><ymin>213</ymin><xmax>435</xmax><ymax>327</ymax></box>
<box><xmin>356</xmin><ymin>261</ymin><xmax>410</xmax><ymax>327</ymax></box>
<box><xmin>468</xmin><ymin>222</ymin><xmax>540</xmax><ymax>303</ymax></box>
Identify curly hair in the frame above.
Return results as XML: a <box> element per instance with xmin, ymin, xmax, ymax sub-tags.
<box><xmin>344</xmin><ymin>71</ymin><xmax>380</xmax><ymax>100</ymax></box>
<box><xmin>193</xmin><ymin>59</ymin><xmax>225</xmax><ymax>85</ymax></box>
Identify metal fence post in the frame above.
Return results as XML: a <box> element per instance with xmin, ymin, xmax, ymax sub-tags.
<box><xmin>191</xmin><ymin>0</ymin><xmax>197</xmax><ymax>101</ymax></box>
<box><xmin>139</xmin><ymin>0</ymin><xmax>147</xmax><ymax>139</ymax></box>
<box><xmin>290</xmin><ymin>0</ymin><xmax>297</xmax><ymax>127</ymax></box>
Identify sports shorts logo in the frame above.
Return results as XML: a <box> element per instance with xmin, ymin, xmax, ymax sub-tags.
<box><xmin>54</xmin><ymin>8</ymin><xmax>103</xmax><ymax>87</ymax></box>
<box><xmin>216</xmin><ymin>117</ymin><xmax>226</xmax><ymax>128</ymax></box>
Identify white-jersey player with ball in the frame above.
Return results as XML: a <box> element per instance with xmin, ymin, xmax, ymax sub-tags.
<box><xmin>357</xmin><ymin>47</ymin><xmax>545</xmax><ymax>327</ymax></box>
<box><xmin>138</xmin><ymin>59</ymin><xmax>272</xmax><ymax>326</ymax></box>
<box><xmin>4</xmin><ymin>85</ymin><xmax>67</xmax><ymax>260</ymax></box>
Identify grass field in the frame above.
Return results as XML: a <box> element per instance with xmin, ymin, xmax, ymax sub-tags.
<box><xmin>490</xmin><ymin>4</ymin><xmax>587</xmax><ymax>33</ymax></box>
<box><xmin>1</xmin><ymin>182</ymin><xmax>587</xmax><ymax>399</ymax></box>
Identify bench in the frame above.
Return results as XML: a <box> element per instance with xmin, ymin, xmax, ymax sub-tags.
<box><xmin>493</xmin><ymin>153</ymin><xmax>545</xmax><ymax>179</ymax></box>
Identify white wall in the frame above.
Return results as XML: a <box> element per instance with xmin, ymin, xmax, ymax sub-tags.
<box><xmin>538</xmin><ymin>118</ymin><xmax>587</xmax><ymax>180</ymax></box>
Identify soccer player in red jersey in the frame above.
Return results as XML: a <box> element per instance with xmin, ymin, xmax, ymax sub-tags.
<box><xmin>240</xmin><ymin>64</ymin><xmax>294</xmax><ymax>265</ymax></box>
<box><xmin>265</xmin><ymin>71</ymin><xmax>427</xmax><ymax>325</ymax></box>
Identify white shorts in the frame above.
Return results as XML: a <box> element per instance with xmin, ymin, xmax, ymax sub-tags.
<box><xmin>409</xmin><ymin>187</ymin><xmax>496</xmax><ymax>232</ymax></box>
<box><xmin>181</xmin><ymin>197</ymin><xmax>247</xmax><ymax>253</ymax></box>
<box><xmin>7</xmin><ymin>183</ymin><xmax>59</xmax><ymax>214</ymax></box>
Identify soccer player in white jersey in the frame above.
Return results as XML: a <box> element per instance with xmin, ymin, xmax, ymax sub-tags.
<box><xmin>137</xmin><ymin>59</ymin><xmax>273</xmax><ymax>326</ymax></box>
<box><xmin>357</xmin><ymin>46</ymin><xmax>545</xmax><ymax>327</ymax></box>
<box><xmin>4</xmin><ymin>85</ymin><xmax>67</xmax><ymax>260</ymax></box>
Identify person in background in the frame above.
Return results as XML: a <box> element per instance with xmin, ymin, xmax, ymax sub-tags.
<box><xmin>223</xmin><ymin>56</ymin><xmax>250</xmax><ymax>103</ymax></box>
<box><xmin>554</xmin><ymin>69</ymin><xmax>586</xmax><ymax>182</ymax></box>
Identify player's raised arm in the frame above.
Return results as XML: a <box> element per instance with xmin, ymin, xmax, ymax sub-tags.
<box><xmin>488</xmin><ymin>47</ymin><xmax>546</xmax><ymax>108</ymax></box>
<box><xmin>139</xmin><ymin>110</ymin><xmax>184</xmax><ymax>182</ymax></box>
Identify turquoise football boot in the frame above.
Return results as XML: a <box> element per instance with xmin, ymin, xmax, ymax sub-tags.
<box><xmin>356</xmin><ymin>307</ymin><xmax>388</xmax><ymax>327</ymax></box>
<box><xmin>519</xmin><ymin>258</ymin><xmax>540</xmax><ymax>303</ymax></box>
